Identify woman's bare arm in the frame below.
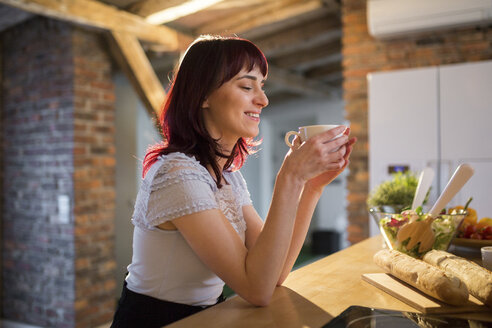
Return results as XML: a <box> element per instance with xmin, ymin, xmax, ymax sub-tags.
<box><xmin>172</xmin><ymin>126</ymin><xmax>350</xmax><ymax>306</ymax></box>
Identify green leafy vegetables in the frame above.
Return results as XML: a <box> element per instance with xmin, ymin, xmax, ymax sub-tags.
<box><xmin>367</xmin><ymin>171</ymin><xmax>420</xmax><ymax>208</ymax></box>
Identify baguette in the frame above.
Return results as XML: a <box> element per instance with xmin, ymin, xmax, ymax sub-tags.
<box><xmin>423</xmin><ymin>250</ymin><xmax>492</xmax><ymax>307</ymax></box>
<box><xmin>373</xmin><ymin>249</ymin><xmax>469</xmax><ymax>305</ymax></box>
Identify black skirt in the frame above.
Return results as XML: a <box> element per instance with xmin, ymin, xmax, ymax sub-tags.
<box><xmin>110</xmin><ymin>281</ymin><xmax>226</xmax><ymax>328</ymax></box>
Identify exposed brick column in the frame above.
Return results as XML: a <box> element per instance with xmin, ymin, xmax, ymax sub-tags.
<box><xmin>3</xmin><ymin>18</ymin><xmax>76</xmax><ymax>326</ymax></box>
<box><xmin>2</xmin><ymin>17</ymin><xmax>116</xmax><ymax>327</ymax></box>
<box><xmin>341</xmin><ymin>0</ymin><xmax>492</xmax><ymax>244</ymax></box>
<box><xmin>72</xmin><ymin>29</ymin><xmax>116</xmax><ymax>327</ymax></box>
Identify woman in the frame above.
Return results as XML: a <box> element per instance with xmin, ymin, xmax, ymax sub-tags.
<box><xmin>111</xmin><ymin>35</ymin><xmax>356</xmax><ymax>327</ymax></box>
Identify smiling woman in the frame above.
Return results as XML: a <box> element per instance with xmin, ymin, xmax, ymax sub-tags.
<box><xmin>110</xmin><ymin>35</ymin><xmax>356</xmax><ymax>328</ymax></box>
<box><xmin>144</xmin><ymin>34</ymin><xmax>268</xmax><ymax>188</ymax></box>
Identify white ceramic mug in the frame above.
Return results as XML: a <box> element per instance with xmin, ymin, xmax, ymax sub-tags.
<box><xmin>284</xmin><ymin>124</ymin><xmax>341</xmax><ymax>148</ymax></box>
<box><xmin>481</xmin><ymin>246</ymin><xmax>492</xmax><ymax>271</ymax></box>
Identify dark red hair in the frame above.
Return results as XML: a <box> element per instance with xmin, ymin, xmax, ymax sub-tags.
<box><xmin>143</xmin><ymin>35</ymin><xmax>268</xmax><ymax>187</ymax></box>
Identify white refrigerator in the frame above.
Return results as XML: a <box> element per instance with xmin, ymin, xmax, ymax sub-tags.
<box><xmin>368</xmin><ymin>60</ymin><xmax>492</xmax><ymax>236</ymax></box>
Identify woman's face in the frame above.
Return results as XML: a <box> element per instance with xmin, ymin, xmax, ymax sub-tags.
<box><xmin>202</xmin><ymin>66</ymin><xmax>268</xmax><ymax>150</ymax></box>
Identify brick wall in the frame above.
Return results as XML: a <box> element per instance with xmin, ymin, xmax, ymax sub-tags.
<box><xmin>341</xmin><ymin>0</ymin><xmax>492</xmax><ymax>243</ymax></box>
<box><xmin>72</xmin><ymin>29</ymin><xmax>116</xmax><ymax>327</ymax></box>
<box><xmin>2</xmin><ymin>17</ymin><xmax>116</xmax><ymax>327</ymax></box>
<box><xmin>3</xmin><ymin>18</ymin><xmax>76</xmax><ymax>327</ymax></box>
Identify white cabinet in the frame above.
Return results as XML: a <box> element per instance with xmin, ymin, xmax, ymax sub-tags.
<box><xmin>439</xmin><ymin>60</ymin><xmax>492</xmax><ymax>215</ymax></box>
<box><xmin>368</xmin><ymin>67</ymin><xmax>442</xmax><ymax>210</ymax></box>
<box><xmin>440</xmin><ymin>61</ymin><xmax>492</xmax><ymax>160</ymax></box>
<box><xmin>368</xmin><ymin>60</ymin><xmax>492</xmax><ymax>235</ymax></box>
<box><xmin>369</xmin><ymin>67</ymin><xmax>439</xmax><ymax>162</ymax></box>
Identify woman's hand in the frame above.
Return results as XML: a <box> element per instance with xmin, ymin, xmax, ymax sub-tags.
<box><xmin>280</xmin><ymin>126</ymin><xmax>351</xmax><ymax>185</ymax></box>
<box><xmin>282</xmin><ymin>126</ymin><xmax>356</xmax><ymax>193</ymax></box>
<box><xmin>304</xmin><ymin>127</ymin><xmax>356</xmax><ymax>193</ymax></box>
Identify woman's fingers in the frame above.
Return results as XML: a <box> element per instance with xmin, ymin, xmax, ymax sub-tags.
<box><xmin>321</xmin><ymin>136</ymin><xmax>355</xmax><ymax>170</ymax></box>
<box><xmin>303</xmin><ymin>136</ymin><xmax>346</xmax><ymax>163</ymax></box>
<box><xmin>332</xmin><ymin>135</ymin><xmax>349</xmax><ymax>151</ymax></box>
<box><xmin>344</xmin><ymin>137</ymin><xmax>356</xmax><ymax>159</ymax></box>
<box><xmin>292</xmin><ymin>135</ymin><xmax>301</xmax><ymax>149</ymax></box>
<box><xmin>308</xmin><ymin>134</ymin><xmax>348</xmax><ymax>155</ymax></box>
<box><xmin>283</xmin><ymin>126</ymin><xmax>356</xmax><ymax>182</ymax></box>
<box><xmin>324</xmin><ymin>158</ymin><xmax>346</xmax><ymax>171</ymax></box>
<box><xmin>310</xmin><ymin>126</ymin><xmax>345</xmax><ymax>143</ymax></box>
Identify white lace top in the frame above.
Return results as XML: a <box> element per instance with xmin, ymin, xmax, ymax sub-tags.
<box><xmin>125</xmin><ymin>152</ymin><xmax>252</xmax><ymax>306</ymax></box>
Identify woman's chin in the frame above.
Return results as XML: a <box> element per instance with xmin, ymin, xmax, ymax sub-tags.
<box><xmin>245</xmin><ymin>130</ymin><xmax>259</xmax><ymax>139</ymax></box>
<box><xmin>235</xmin><ymin>125</ymin><xmax>260</xmax><ymax>139</ymax></box>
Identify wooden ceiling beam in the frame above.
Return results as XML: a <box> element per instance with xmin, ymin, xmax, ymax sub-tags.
<box><xmin>196</xmin><ymin>0</ymin><xmax>327</xmax><ymax>36</ymax></box>
<box><xmin>254</xmin><ymin>14</ymin><xmax>341</xmax><ymax>58</ymax></box>
<box><xmin>0</xmin><ymin>0</ymin><xmax>193</xmax><ymax>51</ymax></box>
<box><xmin>107</xmin><ymin>31</ymin><xmax>166</xmax><ymax>119</ymax></box>
<box><xmin>322</xmin><ymin>71</ymin><xmax>343</xmax><ymax>84</ymax></box>
<box><xmin>272</xmin><ymin>40</ymin><xmax>341</xmax><ymax>71</ymax></box>
<box><xmin>205</xmin><ymin>0</ymin><xmax>267</xmax><ymax>10</ymax></box>
<box><xmin>243</xmin><ymin>5</ymin><xmax>336</xmax><ymax>40</ymax></box>
<box><xmin>129</xmin><ymin>0</ymin><xmax>226</xmax><ymax>25</ymax></box>
<box><xmin>266</xmin><ymin>65</ymin><xmax>333</xmax><ymax>98</ymax></box>
<box><xmin>128</xmin><ymin>0</ymin><xmax>185</xmax><ymax>17</ymax></box>
<box><xmin>294</xmin><ymin>52</ymin><xmax>342</xmax><ymax>73</ymax></box>
<box><xmin>305</xmin><ymin>61</ymin><xmax>341</xmax><ymax>79</ymax></box>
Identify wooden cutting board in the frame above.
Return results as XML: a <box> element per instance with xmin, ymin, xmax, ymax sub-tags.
<box><xmin>362</xmin><ymin>273</ymin><xmax>489</xmax><ymax>314</ymax></box>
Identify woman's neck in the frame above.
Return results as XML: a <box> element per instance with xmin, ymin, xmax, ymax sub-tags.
<box><xmin>216</xmin><ymin>140</ymin><xmax>235</xmax><ymax>169</ymax></box>
<box><xmin>204</xmin><ymin>138</ymin><xmax>236</xmax><ymax>183</ymax></box>
<box><xmin>207</xmin><ymin>147</ymin><xmax>231</xmax><ymax>184</ymax></box>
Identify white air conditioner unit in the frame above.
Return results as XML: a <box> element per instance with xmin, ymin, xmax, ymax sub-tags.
<box><xmin>368</xmin><ymin>0</ymin><xmax>492</xmax><ymax>39</ymax></box>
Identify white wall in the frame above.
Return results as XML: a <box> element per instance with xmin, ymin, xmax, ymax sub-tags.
<box><xmin>114</xmin><ymin>73</ymin><xmax>138</xmax><ymax>297</ymax></box>
<box><xmin>136</xmin><ymin>104</ymin><xmax>162</xmax><ymax>188</ymax></box>
<box><xmin>114</xmin><ymin>73</ymin><xmax>160</xmax><ymax>297</ymax></box>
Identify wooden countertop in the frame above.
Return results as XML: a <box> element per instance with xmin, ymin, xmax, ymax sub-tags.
<box><xmin>167</xmin><ymin>236</ymin><xmax>492</xmax><ymax>327</ymax></box>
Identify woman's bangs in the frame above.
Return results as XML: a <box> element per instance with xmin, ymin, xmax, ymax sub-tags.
<box><xmin>220</xmin><ymin>40</ymin><xmax>268</xmax><ymax>85</ymax></box>
<box><xmin>244</xmin><ymin>43</ymin><xmax>268</xmax><ymax>77</ymax></box>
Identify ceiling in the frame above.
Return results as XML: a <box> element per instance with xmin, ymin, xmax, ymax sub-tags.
<box><xmin>0</xmin><ymin>0</ymin><xmax>343</xmax><ymax>103</ymax></box>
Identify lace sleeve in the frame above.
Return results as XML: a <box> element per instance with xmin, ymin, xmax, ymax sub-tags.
<box><xmin>132</xmin><ymin>153</ymin><xmax>219</xmax><ymax>229</ymax></box>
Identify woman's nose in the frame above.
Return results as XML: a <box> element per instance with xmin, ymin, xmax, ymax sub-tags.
<box><xmin>255</xmin><ymin>90</ymin><xmax>269</xmax><ymax>108</ymax></box>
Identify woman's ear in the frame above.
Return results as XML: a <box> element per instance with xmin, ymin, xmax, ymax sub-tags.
<box><xmin>201</xmin><ymin>98</ymin><xmax>209</xmax><ymax>109</ymax></box>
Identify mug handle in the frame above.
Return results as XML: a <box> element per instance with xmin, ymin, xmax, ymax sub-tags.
<box><xmin>284</xmin><ymin>131</ymin><xmax>301</xmax><ymax>148</ymax></box>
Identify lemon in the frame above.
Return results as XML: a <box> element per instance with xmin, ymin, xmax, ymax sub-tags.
<box><xmin>476</xmin><ymin>217</ymin><xmax>492</xmax><ymax>229</ymax></box>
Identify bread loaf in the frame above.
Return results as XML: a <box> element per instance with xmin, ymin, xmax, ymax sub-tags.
<box><xmin>423</xmin><ymin>250</ymin><xmax>492</xmax><ymax>307</ymax></box>
<box><xmin>373</xmin><ymin>249</ymin><xmax>469</xmax><ymax>305</ymax></box>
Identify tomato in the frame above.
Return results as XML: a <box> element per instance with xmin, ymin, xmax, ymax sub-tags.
<box><xmin>464</xmin><ymin>225</ymin><xmax>477</xmax><ymax>238</ymax></box>
<box><xmin>454</xmin><ymin>209</ymin><xmax>492</xmax><ymax>239</ymax></box>
<box><xmin>480</xmin><ymin>225</ymin><xmax>492</xmax><ymax>237</ymax></box>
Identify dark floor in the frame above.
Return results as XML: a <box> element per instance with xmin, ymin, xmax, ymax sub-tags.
<box><xmin>293</xmin><ymin>244</ymin><xmax>326</xmax><ymax>269</ymax></box>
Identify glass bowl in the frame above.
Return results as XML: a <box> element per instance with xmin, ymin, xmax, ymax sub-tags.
<box><xmin>369</xmin><ymin>205</ymin><xmax>407</xmax><ymax>226</ymax></box>
<box><xmin>378</xmin><ymin>210</ymin><xmax>467</xmax><ymax>258</ymax></box>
